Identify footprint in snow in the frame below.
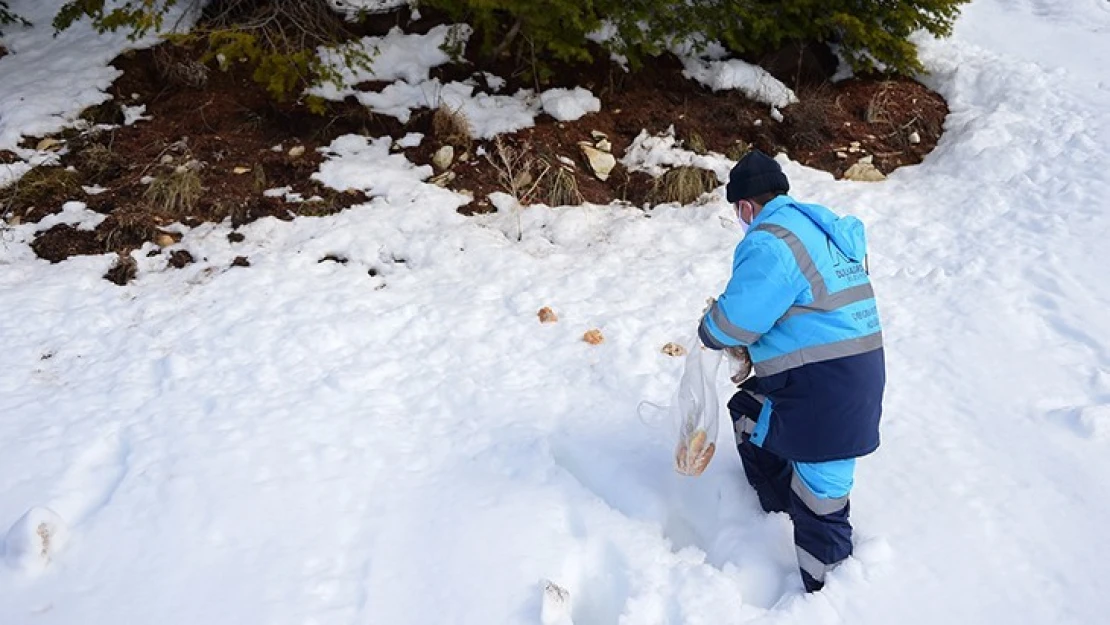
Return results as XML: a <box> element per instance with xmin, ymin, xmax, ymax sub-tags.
<box><xmin>2</xmin><ymin>427</ymin><xmax>131</xmax><ymax>572</ymax></box>
<box><xmin>549</xmin><ymin>435</ymin><xmax>801</xmax><ymax>609</ymax></box>
<box><xmin>1048</xmin><ymin>403</ymin><xmax>1110</xmax><ymax>441</ymax></box>
<box><xmin>2</xmin><ymin>507</ymin><xmax>69</xmax><ymax>574</ymax></box>
<box><xmin>50</xmin><ymin>427</ymin><xmax>131</xmax><ymax>524</ymax></box>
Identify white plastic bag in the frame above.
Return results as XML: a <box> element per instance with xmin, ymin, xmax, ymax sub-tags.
<box><xmin>640</xmin><ymin>342</ymin><xmax>724</xmax><ymax>477</ymax></box>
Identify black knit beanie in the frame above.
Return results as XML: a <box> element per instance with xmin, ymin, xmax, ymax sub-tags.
<box><xmin>726</xmin><ymin>150</ymin><xmax>790</xmax><ymax>203</ymax></box>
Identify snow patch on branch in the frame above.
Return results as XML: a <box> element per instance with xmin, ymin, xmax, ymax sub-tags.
<box><xmin>681</xmin><ymin>57</ymin><xmax>797</xmax><ymax>109</ymax></box>
<box><xmin>313</xmin><ymin>25</ymin><xmax>473</xmax><ymax>99</ymax></box>
<box><xmin>326</xmin><ymin>0</ymin><xmax>411</xmax><ymax>20</ymax></box>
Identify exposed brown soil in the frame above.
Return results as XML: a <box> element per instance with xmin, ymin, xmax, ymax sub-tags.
<box><xmin>410</xmin><ymin>74</ymin><xmax>944</xmax><ymax>213</ymax></box>
<box><xmin>31</xmin><ymin>225</ymin><xmax>103</xmax><ymax>263</ymax></box>
<box><xmin>2</xmin><ymin>7</ymin><xmax>948</xmax><ymax>283</ymax></box>
<box><xmin>5</xmin><ymin>43</ymin><xmax>378</xmax><ymax>275</ymax></box>
<box><xmin>168</xmin><ymin>249</ymin><xmax>195</xmax><ymax>268</ymax></box>
<box><xmin>104</xmin><ymin>254</ymin><xmax>138</xmax><ymax>285</ymax></box>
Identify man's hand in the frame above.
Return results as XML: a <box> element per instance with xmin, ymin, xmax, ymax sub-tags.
<box><xmin>725</xmin><ymin>346</ymin><xmax>752</xmax><ymax>384</ymax></box>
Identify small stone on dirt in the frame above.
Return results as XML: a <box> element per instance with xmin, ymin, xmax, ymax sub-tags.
<box><xmin>36</xmin><ymin>138</ymin><xmax>62</xmax><ymax>152</ymax></box>
<box><xmin>538</xmin><ymin>307</ymin><xmax>558</xmax><ymax>324</ymax></box>
<box><xmin>591</xmin><ymin>130</ymin><xmax>608</xmax><ymax>140</ymax></box>
<box><xmin>578</xmin><ymin>143</ymin><xmax>616</xmax><ymax>181</ymax></box>
<box><xmin>837</xmin><ymin>151</ymin><xmax>849</xmax><ymax>159</ymax></box>
<box><xmin>432</xmin><ymin>145</ymin><xmax>455</xmax><ymax>171</ymax></box>
<box><xmin>583</xmin><ymin>329</ymin><xmax>605</xmax><ymax>345</ymax></box>
<box><xmin>662</xmin><ymin>342</ymin><xmax>687</xmax><ymax>357</ymax></box>
<box><xmin>160</xmin><ymin>154</ymin><xmax>174</xmax><ymax>165</ymax></box>
<box><xmin>288</xmin><ymin>145</ymin><xmax>306</xmax><ymax>158</ymax></box>
<box><xmin>595</xmin><ymin>138</ymin><xmax>612</xmax><ymax>153</ymax></box>
<box><xmin>909</xmin><ymin>131</ymin><xmax>922</xmax><ymax>145</ymax></box>
<box><xmin>843</xmin><ymin>161</ymin><xmax>886</xmax><ymax>182</ymax></box>
<box><xmin>232</xmin><ymin>166</ymin><xmax>252</xmax><ymax>175</ymax></box>
<box><xmin>154</xmin><ymin>233</ymin><xmax>175</xmax><ymax>248</ymax></box>
<box><xmin>429</xmin><ymin>171</ymin><xmax>456</xmax><ymax>187</ymax></box>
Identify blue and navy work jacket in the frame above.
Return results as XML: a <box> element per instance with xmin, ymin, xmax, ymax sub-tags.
<box><xmin>699</xmin><ymin>196</ymin><xmax>886</xmax><ymax>462</ymax></box>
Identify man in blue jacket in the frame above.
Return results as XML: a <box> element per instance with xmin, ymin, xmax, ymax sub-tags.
<box><xmin>698</xmin><ymin>150</ymin><xmax>885</xmax><ymax>592</ymax></box>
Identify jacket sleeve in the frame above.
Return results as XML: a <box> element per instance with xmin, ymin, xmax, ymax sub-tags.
<box><xmin>698</xmin><ymin>236</ymin><xmax>800</xmax><ymax>349</ymax></box>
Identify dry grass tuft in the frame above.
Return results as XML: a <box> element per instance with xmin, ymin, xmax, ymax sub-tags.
<box><xmin>784</xmin><ymin>84</ymin><xmax>840</xmax><ymax>149</ymax></box>
<box><xmin>75</xmin><ymin>143</ymin><xmax>123</xmax><ymax>183</ymax></box>
<box><xmin>541</xmin><ymin>160</ymin><xmax>583</xmax><ymax>206</ymax></box>
<box><xmin>433</xmin><ymin>103</ymin><xmax>473</xmax><ymax>150</ymax></box>
<box><xmin>98</xmin><ymin>207</ymin><xmax>159</xmax><ymax>251</ymax></box>
<box><xmin>153</xmin><ymin>43</ymin><xmax>210</xmax><ymax>89</ymax></box>
<box><xmin>725</xmin><ymin>140</ymin><xmax>752</xmax><ymax>162</ymax></box>
<box><xmin>866</xmin><ymin>81</ymin><xmax>896</xmax><ymax>125</ymax></box>
<box><xmin>484</xmin><ymin>136</ymin><xmax>544</xmax><ymax>202</ymax></box>
<box><xmin>0</xmin><ymin>166</ymin><xmax>83</xmax><ymax>215</ymax></box>
<box><xmin>650</xmin><ymin>166</ymin><xmax>719</xmax><ymax>205</ymax></box>
<box><xmin>144</xmin><ymin>167</ymin><xmax>203</xmax><ymax>216</ymax></box>
<box><xmin>686</xmin><ymin>132</ymin><xmax>708</xmax><ymax>155</ymax></box>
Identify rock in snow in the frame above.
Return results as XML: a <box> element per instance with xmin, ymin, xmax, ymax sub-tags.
<box><xmin>843</xmin><ymin>160</ymin><xmax>887</xmax><ymax>182</ymax></box>
<box><xmin>432</xmin><ymin>145</ymin><xmax>455</xmax><ymax>171</ymax></box>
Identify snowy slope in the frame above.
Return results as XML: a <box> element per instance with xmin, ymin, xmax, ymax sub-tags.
<box><xmin>3</xmin><ymin>1</ymin><xmax>1110</xmax><ymax>624</ymax></box>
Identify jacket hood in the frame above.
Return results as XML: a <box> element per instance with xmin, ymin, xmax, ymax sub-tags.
<box><xmin>790</xmin><ymin>201</ymin><xmax>868</xmax><ymax>262</ymax></box>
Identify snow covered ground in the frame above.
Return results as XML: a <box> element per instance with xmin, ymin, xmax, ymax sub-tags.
<box><xmin>2</xmin><ymin>0</ymin><xmax>1110</xmax><ymax>623</ymax></box>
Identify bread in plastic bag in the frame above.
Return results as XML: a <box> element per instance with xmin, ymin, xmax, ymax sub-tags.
<box><xmin>639</xmin><ymin>342</ymin><xmax>723</xmax><ymax>477</ymax></box>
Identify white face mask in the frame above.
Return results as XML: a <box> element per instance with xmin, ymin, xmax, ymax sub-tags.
<box><xmin>735</xmin><ymin>200</ymin><xmax>755</xmax><ymax>230</ymax></box>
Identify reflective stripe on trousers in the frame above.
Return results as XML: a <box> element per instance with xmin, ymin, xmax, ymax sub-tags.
<box><xmin>790</xmin><ymin>472</ymin><xmax>849</xmax><ymax>516</ymax></box>
<box><xmin>789</xmin><ymin>470</ymin><xmax>851</xmax><ymax>590</ymax></box>
<box><xmin>796</xmin><ymin>545</ymin><xmax>834</xmax><ymax>585</ymax></box>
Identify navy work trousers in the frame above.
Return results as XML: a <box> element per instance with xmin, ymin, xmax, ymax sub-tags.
<box><xmin>728</xmin><ymin>389</ymin><xmax>854</xmax><ymax>592</ymax></box>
